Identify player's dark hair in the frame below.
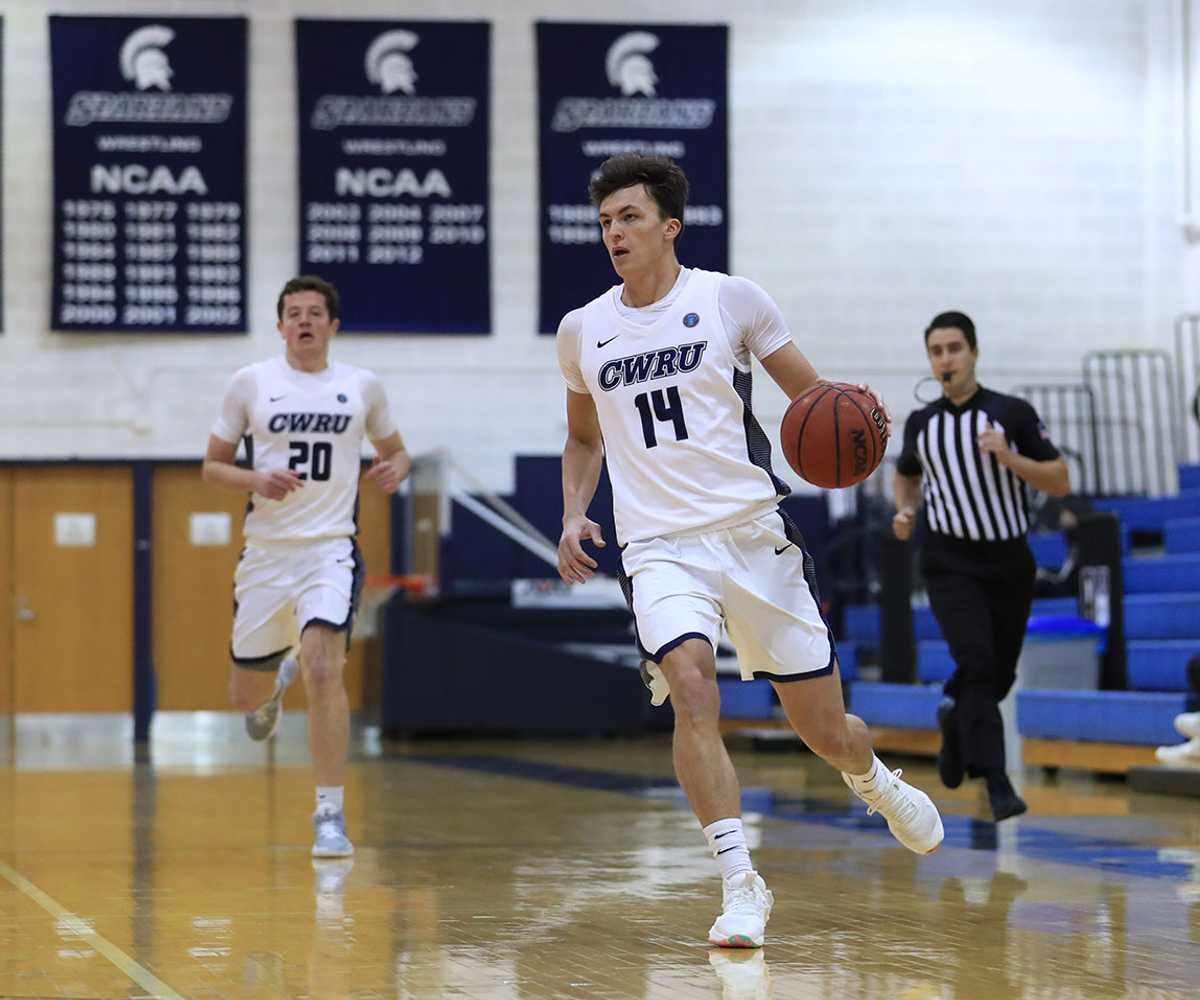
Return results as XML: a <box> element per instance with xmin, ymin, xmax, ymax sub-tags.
<box><xmin>924</xmin><ymin>310</ymin><xmax>976</xmax><ymax>351</ymax></box>
<box><xmin>276</xmin><ymin>275</ymin><xmax>340</xmax><ymax>321</ymax></box>
<box><xmin>588</xmin><ymin>154</ymin><xmax>689</xmax><ymax>242</ymax></box>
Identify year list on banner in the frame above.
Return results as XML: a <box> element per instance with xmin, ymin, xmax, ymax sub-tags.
<box><xmin>50</xmin><ymin>16</ymin><xmax>247</xmax><ymax>333</ymax></box>
<box><xmin>297</xmin><ymin>20</ymin><xmax>491</xmax><ymax>333</ymax></box>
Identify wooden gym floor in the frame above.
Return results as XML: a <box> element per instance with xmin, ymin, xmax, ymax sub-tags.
<box><xmin>1</xmin><ymin>716</ymin><xmax>1198</xmax><ymax>999</ymax></box>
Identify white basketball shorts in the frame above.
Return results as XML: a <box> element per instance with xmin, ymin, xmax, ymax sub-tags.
<box><xmin>617</xmin><ymin>510</ymin><xmax>836</xmax><ymax>700</ymax></box>
<box><xmin>230</xmin><ymin>537</ymin><xmax>364</xmax><ymax>669</ymax></box>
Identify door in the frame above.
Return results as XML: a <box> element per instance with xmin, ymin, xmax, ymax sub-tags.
<box><xmin>152</xmin><ymin>465</ymin><xmax>245</xmax><ymax>710</ymax></box>
<box><xmin>13</xmin><ymin>466</ymin><xmax>133</xmax><ymax>712</ymax></box>
<box><xmin>154</xmin><ymin>466</ymin><xmax>391</xmax><ymax>711</ymax></box>
<box><xmin>0</xmin><ymin>470</ymin><xmax>13</xmax><ymax>729</ymax></box>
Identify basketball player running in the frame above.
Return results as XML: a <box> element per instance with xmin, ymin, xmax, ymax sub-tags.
<box><xmin>202</xmin><ymin>275</ymin><xmax>411</xmax><ymax>858</ymax></box>
<box><xmin>556</xmin><ymin>155</ymin><xmax>944</xmax><ymax>949</ymax></box>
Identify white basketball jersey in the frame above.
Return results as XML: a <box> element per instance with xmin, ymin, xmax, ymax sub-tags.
<box><xmin>212</xmin><ymin>357</ymin><xmax>395</xmax><ymax>544</ymax></box>
<box><xmin>570</xmin><ymin>269</ymin><xmax>789</xmax><ymax>544</ymax></box>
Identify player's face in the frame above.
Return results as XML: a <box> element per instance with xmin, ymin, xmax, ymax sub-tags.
<box><xmin>926</xmin><ymin>327</ymin><xmax>977</xmax><ymax>395</ymax></box>
<box><xmin>597</xmin><ymin>184</ymin><xmax>679</xmax><ymax>277</ymax></box>
<box><xmin>278</xmin><ymin>291</ymin><xmax>339</xmax><ymax>359</ymax></box>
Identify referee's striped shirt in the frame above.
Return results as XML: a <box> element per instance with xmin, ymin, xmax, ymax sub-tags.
<box><xmin>896</xmin><ymin>387</ymin><xmax>1060</xmax><ymax>542</ymax></box>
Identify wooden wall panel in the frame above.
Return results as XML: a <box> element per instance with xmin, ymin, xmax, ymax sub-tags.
<box><xmin>13</xmin><ymin>467</ymin><xmax>132</xmax><ymax>712</ymax></box>
<box><xmin>0</xmin><ymin>470</ymin><xmax>13</xmax><ymax>716</ymax></box>
<box><xmin>152</xmin><ymin>465</ymin><xmax>246</xmax><ymax>710</ymax></box>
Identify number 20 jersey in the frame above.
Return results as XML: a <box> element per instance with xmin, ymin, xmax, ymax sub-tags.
<box><xmin>558</xmin><ymin>268</ymin><xmax>791</xmax><ymax>545</ymax></box>
<box><xmin>212</xmin><ymin>356</ymin><xmax>396</xmax><ymax>545</ymax></box>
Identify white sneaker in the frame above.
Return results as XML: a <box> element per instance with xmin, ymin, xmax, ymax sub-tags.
<box><xmin>245</xmin><ymin>657</ymin><xmax>298</xmax><ymax>741</ymax></box>
<box><xmin>843</xmin><ymin>765</ymin><xmax>944</xmax><ymax>855</ymax></box>
<box><xmin>1174</xmin><ymin>712</ymin><xmax>1200</xmax><ymax>740</ymax></box>
<box><xmin>708</xmin><ymin>948</ymin><xmax>771</xmax><ymax>999</ymax></box>
<box><xmin>312</xmin><ymin>807</ymin><xmax>354</xmax><ymax>858</ymax></box>
<box><xmin>1155</xmin><ymin>738</ymin><xmax>1200</xmax><ymax>766</ymax></box>
<box><xmin>707</xmin><ymin>871</ymin><xmax>774</xmax><ymax>948</ymax></box>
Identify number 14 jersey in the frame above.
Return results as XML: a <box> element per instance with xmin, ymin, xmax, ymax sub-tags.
<box><xmin>557</xmin><ymin>267</ymin><xmax>793</xmax><ymax>545</ymax></box>
<box><xmin>212</xmin><ymin>356</ymin><xmax>396</xmax><ymax>544</ymax></box>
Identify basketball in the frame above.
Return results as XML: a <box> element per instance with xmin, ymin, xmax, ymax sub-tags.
<box><xmin>780</xmin><ymin>382</ymin><xmax>889</xmax><ymax>488</ymax></box>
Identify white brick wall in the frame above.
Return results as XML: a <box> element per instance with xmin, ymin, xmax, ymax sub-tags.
<box><xmin>0</xmin><ymin>0</ymin><xmax>1188</xmax><ymax>493</ymax></box>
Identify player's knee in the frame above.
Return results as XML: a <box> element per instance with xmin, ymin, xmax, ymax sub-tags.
<box><xmin>300</xmin><ymin>649</ymin><xmax>343</xmax><ymax>694</ymax></box>
<box><xmin>670</xmin><ymin>672</ymin><xmax>719</xmax><ymax>729</ymax></box>
<box><xmin>805</xmin><ymin>718</ymin><xmax>854</xmax><ymax>763</ymax></box>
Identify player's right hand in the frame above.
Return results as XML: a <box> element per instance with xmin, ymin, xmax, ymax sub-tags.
<box><xmin>893</xmin><ymin>507</ymin><xmax>915</xmax><ymax>541</ymax></box>
<box><xmin>558</xmin><ymin>514</ymin><xmax>606</xmax><ymax>584</ymax></box>
<box><xmin>254</xmin><ymin>469</ymin><xmax>304</xmax><ymax>500</ymax></box>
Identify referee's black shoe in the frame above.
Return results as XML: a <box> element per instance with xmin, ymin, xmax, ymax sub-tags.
<box><xmin>986</xmin><ymin>771</ymin><xmax>1028</xmax><ymax>822</ymax></box>
<box><xmin>936</xmin><ymin>698</ymin><xmax>964</xmax><ymax>789</ymax></box>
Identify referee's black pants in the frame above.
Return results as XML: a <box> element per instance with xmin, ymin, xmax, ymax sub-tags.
<box><xmin>921</xmin><ymin>535</ymin><xmax>1036</xmax><ymax>776</ymax></box>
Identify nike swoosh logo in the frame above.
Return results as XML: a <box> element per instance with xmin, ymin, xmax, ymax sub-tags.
<box><xmin>713</xmin><ymin>830</ymin><xmax>736</xmax><ymax>840</ymax></box>
<box><xmin>269</xmin><ymin>395</ymin><xmax>286</xmax><ymax>402</ymax></box>
<box><xmin>716</xmin><ymin>845</ymin><xmax>740</xmax><ymax>856</ymax></box>
<box><xmin>597</xmin><ymin>335</ymin><xmax>621</xmax><ymax>349</ymax></box>
<box><xmin>774</xmin><ymin>544</ymin><xmax>793</xmax><ymax>555</ymax></box>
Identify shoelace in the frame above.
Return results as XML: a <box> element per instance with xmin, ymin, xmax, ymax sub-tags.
<box><xmin>861</xmin><ymin>768</ymin><xmax>919</xmax><ymax>822</ymax></box>
<box><xmin>723</xmin><ymin>879</ymin><xmax>767</xmax><ymax>915</ymax></box>
<box><xmin>315</xmin><ymin>813</ymin><xmax>344</xmax><ymax>840</ymax></box>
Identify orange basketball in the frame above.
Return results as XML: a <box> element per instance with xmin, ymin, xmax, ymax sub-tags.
<box><xmin>780</xmin><ymin>382</ymin><xmax>888</xmax><ymax>489</ymax></box>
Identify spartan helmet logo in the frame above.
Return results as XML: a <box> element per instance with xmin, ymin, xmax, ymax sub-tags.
<box><xmin>606</xmin><ymin>31</ymin><xmax>660</xmax><ymax>97</ymax></box>
<box><xmin>119</xmin><ymin>25</ymin><xmax>175</xmax><ymax>92</ymax></box>
<box><xmin>365</xmin><ymin>30</ymin><xmax>419</xmax><ymax>95</ymax></box>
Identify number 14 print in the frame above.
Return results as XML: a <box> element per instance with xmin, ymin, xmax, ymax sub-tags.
<box><xmin>634</xmin><ymin>388</ymin><xmax>689</xmax><ymax>449</ymax></box>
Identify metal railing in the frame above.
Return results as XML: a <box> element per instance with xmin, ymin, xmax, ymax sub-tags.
<box><xmin>1175</xmin><ymin>313</ymin><xmax>1200</xmax><ymax>463</ymax></box>
<box><xmin>1083</xmin><ymin>349</ymin><xmax>1178</xmax><ymax>496</ymax></box>
<box><xmin>1011</xmin><ymin>383</ymin><xmax>1102</xmax><ymax>496</ymax></box>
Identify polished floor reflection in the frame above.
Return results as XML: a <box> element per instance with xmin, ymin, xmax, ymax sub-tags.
<box><xmin>1</xmin><ymin>718</ymin><xmax>1199</xmax><ymax>999</ymax></box>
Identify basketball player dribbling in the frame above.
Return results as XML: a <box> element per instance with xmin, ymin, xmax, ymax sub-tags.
<box><xmin>556</xmin><ymin>155</ymin><xmax>944</xmax><ymax>948</ymax></box>
<box><xmin>202</xmin><ymin>275</ymin><xmax>411</xmax><ymax>858</ymax></box>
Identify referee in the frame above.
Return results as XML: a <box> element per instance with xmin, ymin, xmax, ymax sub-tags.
<box><xmin>893</xmin><ymin>311</ymin><xmax>1069</xmax><ymax>821</ymax></box>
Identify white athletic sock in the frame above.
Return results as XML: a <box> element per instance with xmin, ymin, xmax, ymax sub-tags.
<box><xmin>316</xmin><ymin>786</ymin><xmax>344</xmax><ymax>814</ymax></box>
<box><xmin>846</xmin><ymin>756</ymin><xmax>889</xmax><ymax>794</ymax></box>
<box><xmin>703</xmin><ymin>818</ymin><xmax>754</xmax><ymax>883</ymax></box>
<box><xmin>273</xmin><ymin>658</ymin><xmax>296</xmax><ymax>695</ymax></box>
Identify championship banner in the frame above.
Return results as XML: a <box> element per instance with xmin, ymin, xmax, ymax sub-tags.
<box><xmin>536</xmin><ymin>22</ymin><xmax>728</xmax><ymax>333</ymax></box>
<box><xmin>296</xmin><ymin>19</ymin><xmax>490</xmax><ymax>333</ymax></box>
<box><xmin>49</xmin><ymin>16</ymin><xmax>247</xmax><ymax>332</ymax></box>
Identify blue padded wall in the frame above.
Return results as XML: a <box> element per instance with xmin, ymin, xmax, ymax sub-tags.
<box><xmin>1017</xmin><ymin>689</ymin><xmax>1193</xmax><ymax>745</ymax></box>
<box><xmin>1126</xmin><ymin>640</ymin><xmax>1199</xmax><ymax>691</ymax></box>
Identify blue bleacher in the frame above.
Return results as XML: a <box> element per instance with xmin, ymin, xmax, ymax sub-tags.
<box><xmin>1126</xmin><ymin>640</ymin><xmax>1198</xmax><ymax>691</ymax></box>
<box><xmin>843</xmin><ymin>604</ymin><xmax>881</xmax><ymax>644</ymax></box>
<box><xmin>1026</xmin><ymin>532</ymin><xmax>1067</xmax><ymax>568</ymax></box>
<box><xmin>841</xmin><ymin>468</ymin><xmax>1200</xmax><ymax>759</ymax></box>
<box><xmin>1017</xmin><ymin>690</ymin><xmax>1193</xmax><ymax>746</ymax></box>
<box><xmin>1027</xmin><ymin>527</ymin><xmax>1131</xmax><ymax>569</ymax></box>
<box><xmin>848</xmin><ymin>681</ymin><xmax>941</xmax><ymax>729</ymax></box>
<box><xmin>718</xmin><ymin>678</ymin><xmax>774</xmax><ymax>719</ymax></box>
<box><xmin>837</xmin><ymin>642</ymin><xmax>858</xmax><ymax>682</ymax></box>
<box><xmin>1093</xmin><ymin>492</ymin><xmax>1200</xmax><ymax>533</ymax></box>
<box><xmin>845</xmin><ymin>596</ymin><xmax>1081</xmax><ymax>647</ymax></box>
<box><xmin>1124</xmin><ymin>594</ymin><xmax>1200</xmax><ymax>640</ymax></box>
<box><xmin>1165</xmin><ymin>517</ymin><xmax>1200</xmax><ymax>555</ymax></box>
<box><xmin>917</xmin><ymin>640</ymin><xmax>955</xmax><ymax>683</ymax></box>
<box><xmin>1122</xmin><ymin>553</ymin><xmax>1200</xmax><ymax>594</ymax></box>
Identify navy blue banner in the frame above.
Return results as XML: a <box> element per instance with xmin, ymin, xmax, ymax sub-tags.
<box><xmin>296</xmin><ymin>20</ymin><xmax>490</xmax><ymax>333</ymax></box>
<box><xmin>49</xmin><ymin>16</ymin><xmax>247</xmax><ymax>332</ymax></box>
<box><xmin>536</xmin><ymin>22</ymin><xmax>728</xmax><ymax>333</ymax></box>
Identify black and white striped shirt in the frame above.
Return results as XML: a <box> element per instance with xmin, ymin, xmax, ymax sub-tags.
<box><xmin>897</xmin><ymin>387</ymin><xmax>1059</xmax><ymax>542</ymax></box>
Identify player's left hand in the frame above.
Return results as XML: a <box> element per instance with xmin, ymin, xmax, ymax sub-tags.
<box><xmin>366</xmin><ymin>454</ymin><xmax>408</xmax><ymax>493</ymax></box>
<box><xmin>977</xmin><ymin>428</ymin><xmax>1012</xmax><ymax>462</ymax></box>
<box><xmin>854</xmin><ymin>383</ymin><xmax>892</xmax><ymax>437</ymax></box>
